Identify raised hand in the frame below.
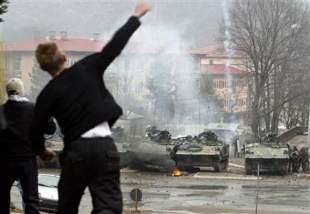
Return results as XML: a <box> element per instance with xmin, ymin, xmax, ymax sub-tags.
<box><xmin>133</xmin><ymin>1</ymin><xmax>152</xmax><ymax>18</ymax></box>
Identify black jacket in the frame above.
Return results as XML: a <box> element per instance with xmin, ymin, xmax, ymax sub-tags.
<box><xmin>30</xmin><ymin>16</ymin><xmax>141</xmax><ymax>155</ymax></box>
<box><xmin>0</xmin><ymin>100</ymin><xmax>56</xmax><ymax>162</ymax></box>
<box><xmin>0</xmin><ymin>105</ymin><xmax>6</xmax><ymax>131</ymax></box>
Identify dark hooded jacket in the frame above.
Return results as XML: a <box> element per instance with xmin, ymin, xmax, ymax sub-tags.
<box><xmin>0</xmin><ymin>100</ymin><xmax>56</xmax><ymax>162</ymax></box>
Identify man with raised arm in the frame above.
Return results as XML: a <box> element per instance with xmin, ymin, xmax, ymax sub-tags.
<box><xmin>30</xmin><ymin>2</ymin><xmax>152</xmax><ymax>213</ymax></box>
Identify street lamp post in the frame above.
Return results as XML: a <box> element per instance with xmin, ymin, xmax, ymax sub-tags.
<box><xmin>291</xmin><ymin>24</ymin><xmax>310</xmax><ymax>152</ymax></box>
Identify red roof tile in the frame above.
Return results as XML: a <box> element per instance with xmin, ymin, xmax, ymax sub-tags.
<box><xmin>189</xmin><ymin>44</ymin><xmax>245</xmax><ymax>57</ymax></box>
<box><xmin>201</xmin><ymin>64</ymin><xmax>246</xmax><ymax>75</ymax></box>
<box><xmin>2</xmin><ymin>37</ymin><xmax>186</xmax><ymax>54</ymax></box>
<box><xmin>189</xmin><ymin>44</ymin><xmax>223</xmax><ymax>55</ymax></box>
<box><xmin>4</xmin><ymin>38</ymin><xmax>102</xmax><ymax>52</ymax></box>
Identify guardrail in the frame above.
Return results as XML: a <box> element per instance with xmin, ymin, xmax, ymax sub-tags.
<box><xmin>277</xmin><ymin>126</ymin><xmax>308</xmax><ymax>143</ymax></box>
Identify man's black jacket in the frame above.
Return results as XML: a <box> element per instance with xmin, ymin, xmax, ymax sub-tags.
<box><xmin>0</xmin><ymin>100</ymin><xmax>56</xmax><ymax>162</ymax></box>
<box><xmin>30</xmin><ymin>16</ymin><xmax>141</xmax><ymax>155</ymax></box>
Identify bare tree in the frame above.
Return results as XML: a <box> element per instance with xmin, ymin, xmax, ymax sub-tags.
<box><xmin>219</xmin><ymin>0</ymin><xmax>310</xmax><ymax>136</ymax></box>
<box><xmin>106</xmin><ymin>58</ymin><xmax>144</xmax><ymax>120</ymax></box>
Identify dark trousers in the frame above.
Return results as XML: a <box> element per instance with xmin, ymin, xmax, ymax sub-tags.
<box><xmin>0</xmin><ymin>159</ymin><xmax>40</xmax><ymax>214</ymax></box>
<box><xmin>57</xmin><ymin>137</ymin><xmax>123</xmax><ymax>214</ymax></box>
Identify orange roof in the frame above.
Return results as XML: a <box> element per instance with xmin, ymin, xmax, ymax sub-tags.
<box><xmin>3</xmin><ymin>37</ymin><xmax>186</xmax><ymax>54</ymax></box>
<box><xmin>201</xmin><ymin>64</ymin><xmax>246</xmax><ymax>75</ymax></box>
<box><xmin>189</xmin><ymin>44</ymin><xmax>245</xmax><ymax>57</ymax></box>
<box><xmin>189</xmin><ymin>44</ymin><xmax>223</xmax><ymax>55</ymax></box>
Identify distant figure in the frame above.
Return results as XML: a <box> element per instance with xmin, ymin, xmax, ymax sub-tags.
<box><xmin>264</xmin><ymin>132</ymin><xmax>278</xmax><ymax>143</ymax></box>
<box><xmin>30</xmin><ymin>2</ymin><xmax>152</xmax><ymax>214</ymax></box>
<box><xmin>0</xmin><ymin>78</ymin><xmax>56</xmax><ymax>214</ymax></box>
<box><xmin>290</xmin><ymin>146</ymin><xmax>300</xmax><ymax>173</ymax></box>
<box><xmin>233</xmin><ymin>137</ymin><xmax>239</xmax><ymax>158</ymax></box>
<box><xmin>170</xmin><ymin>144</ymin><xmax>179</xmax><ymax>162</ymax></box>
<box><xmin>298</xmin><ymin>147</ymin><xmax>309</xmax><ymax>173</ymax></box>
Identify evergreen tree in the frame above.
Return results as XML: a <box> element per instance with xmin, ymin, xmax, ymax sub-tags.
<box><xmin>0</xmin><ymin>0</ymin><xmax>8</xmax><ymax>22</ymax></box>
<box><xmin>146</xmin><ymin>54</ymin><xmax>174</xmax><ymax>123</ymax></box>
<box><xmin>28</xmin><ymin>59</ymin><xmax>51</xmax><ymax>102</ymax></box>
<box><xmin>0</xmin><ymin>0</ymin><xmax>9</xmax><ymax>103</ymax></box>
<box><xmin>200</xmin><ymin>73</ymin><xmax>222</xmax><ymax>107</ymax></box>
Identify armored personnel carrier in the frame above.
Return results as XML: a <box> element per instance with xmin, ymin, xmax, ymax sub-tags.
<box><xmin>244</xmin><ymin>133</ymin><xmax>290</xmax><ymax>175</ymax></box>
<box><xmin>126</xmin><ymin>129</ymin><xmax>176</xmax><ymax>172</ymax></box>
<box><xmin>170</xmin><ymin>131</ymin><xmax>230</xmax><ymax>172</ymax></box>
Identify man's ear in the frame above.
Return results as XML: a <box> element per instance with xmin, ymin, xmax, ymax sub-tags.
<box><xmin>63</xmin><ymin>54</ymin><xmax>67</xmax><ymax>63</ymax></box>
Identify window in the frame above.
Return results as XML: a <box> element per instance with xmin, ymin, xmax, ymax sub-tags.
<box><xmin>224</xmin><ymin>81</ymin><xmax>229</xmax><ymax>88</ymax></box>
<box><xmin>14</xmin><ymin>54</ymin><xmax>22</xmax><ymax>78</ymax></box>
<box><xmin>233</xmin><ymin>80</ymin><xmax>239</xmax><ymax>88</ymax></box>
<box><xmin>223</xmin><ymin>81</ymin><xmax>234</xmax><ymax>88</ymax></box>
<box><xmin>239</xmin><ymin>80</ymin><xmax>245</xmax><ymax>87</ymax></box>
<box><xmin>243</xmin><ymin>99</ymin><xmax>247</xmax><ymax>106</ymax></box>
<box><xmin>213</xmin><ymin>81</ymin><xmax>219</xmax><ymax>88</ymax></box>
<box><xmin>219</xmin><ymin>81</ymin><xmax>224</xmax><ymax>89</ymax></box>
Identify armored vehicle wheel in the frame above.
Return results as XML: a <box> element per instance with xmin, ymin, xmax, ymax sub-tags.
<box><xmin>162</xmin><ymin>159</ymin><xmax>175</xmax><ymax>173</ymax></box>
<box><xmin>177</xmin><ymin>161</ymin><xmax>195</xmax><ymax>172</ymax></box>
<box><xmin>220</xmin><ymin>160</ymin><xmax>228</xmax><ymax>172</ymax></box>
<box><xmin>176</xmin><ymin>161</ymin><xmax>185</xmax><ymax>171</ymax></box>
<box><xmin>214</xmin><ymin>163</ymin><xmax>220</xmax><ymax>172</ymax></box>
<box><xmin>280</xmin><ymin>169</ymin><xmax>288</xmax><ymax>175</ymax></box>
<box><xmin>280</xmin><ymin>165</ymin><xmax>289</xmax><ymax>175</ymax></box>
<box><xmin>214</xmin><ymin>160</ymin><xmax>228</xmax><ymax>172</ymax></box>
<box><xmin>184</xmin><ymin>166</ymin><xmax>195</xmax><ymax>172</ymax></box>
<box><xmin>245</xmin><ymin>163</ymin><xmax>252</xmax><ymax>175</ymax></box>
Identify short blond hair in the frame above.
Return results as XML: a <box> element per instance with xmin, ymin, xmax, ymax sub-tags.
<box><xmin>35</xmin><ymin>41</ymin><xmax>64</xmax><ymax>74</ymax></box>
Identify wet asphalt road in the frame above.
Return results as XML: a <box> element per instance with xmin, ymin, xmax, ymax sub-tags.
<box><xmin>11</xmin><ymin>163</ymin><xmax>310</xmax><ymax>214</ymax></box>
<box><xmin>120</xmin><ymin>168</ymin><xmax>310</xmax><ymax>214</ymax></box>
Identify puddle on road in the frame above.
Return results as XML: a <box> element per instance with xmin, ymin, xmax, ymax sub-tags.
<box><xmin>242</xmin><ymin>185</ymin><xmax>310</xmax><ymax>191</ymax></box>
<box><xmin>174</xmin><ymin>185</ymin><xmax>228</xmax><ymax>190</ymax></box>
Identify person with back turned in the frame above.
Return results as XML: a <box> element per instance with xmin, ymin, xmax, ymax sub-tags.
<box><xmin>0</xmin><ymin>78</ymin><xmax>56</xmax><ymax>214</ymax></box>
<box><xmin>30</xmin><ymin>2</ymin><xmax>152</xmax><ymax>214</ymax></box>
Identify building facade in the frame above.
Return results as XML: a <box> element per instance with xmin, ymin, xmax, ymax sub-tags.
<box><xmin>1</xmin><ymin>36</ymin><xmax>250</xmax><ymax>129</ymax></box>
